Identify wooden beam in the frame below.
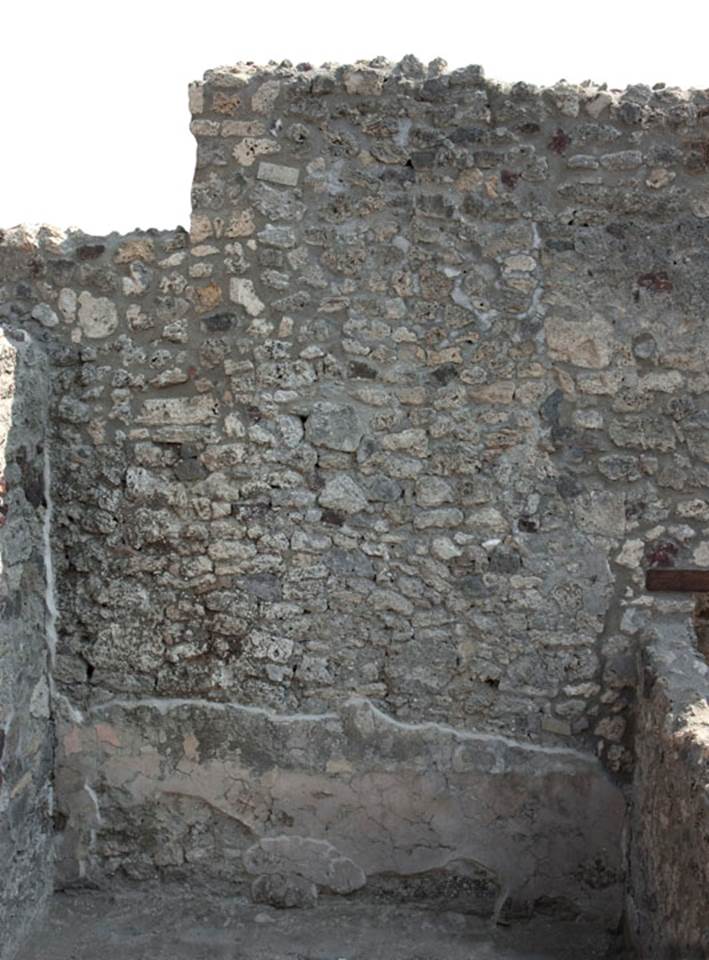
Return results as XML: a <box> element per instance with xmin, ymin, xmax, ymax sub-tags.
<box><xmin>645</xmin><ymin>569</ymin><xmax>709</xmax><ymax>592</ymax></box>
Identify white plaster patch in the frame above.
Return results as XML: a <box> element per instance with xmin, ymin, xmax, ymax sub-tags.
<box><xmin>58</xmin><ymin>288</ymin><xmax>77</xmax><ymax>322</ymax></box>
<box><xmin>136</xmin><ymin>396</ymin><xmax>219</xmax><ymax>426</ymax></box>
<box><xmin>251</xmin><ymin>80</ymin><xmax>281</xmax><ymax>114</ymax></box>
<box><xmin>257</xmin><ymin>162</ymin><xmax>300</xmax><ymax>187</ymax></box>
<box><xmin>31</xmin><ymin>303</ymin><xmax>59</xmax><ymax>328</ymax></box>
<box><xmin>616</xmin><ymin>539</ymin><xmax>644</xmax><ymax>569</ymax></box>
<box><xmin>244</xmin><ymin>835</ymin><xmax>366</xmax><ymax>893</ymax></box>
<box><xmin>692</xmin><ymin>541</ymin><xmax>709</xmax><ymax>566</ymax></box>
<box><xmin>230</xmin><ymin>277</ymin><xmax>264</xmax><ymax>316</ymax></box>
<box><xmin>29</xmin><ymin>676</ymin><xmax>50</xmax><ymax>719</ymax></box>
<box><xmin>233</xmin><ymin>138</ymin><xmax>280</xmax><ymax>167</ymax></box>
<box><xmin>77</xmin><ymin>292</ymin><xmax>118</xmax><ymax>338</ymax></box>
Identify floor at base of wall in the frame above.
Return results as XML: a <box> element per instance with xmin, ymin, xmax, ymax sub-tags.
<box><xmin>15</xmin><ymin>887</ymin><xmax>628</xmax><ymax>960</ymax></box>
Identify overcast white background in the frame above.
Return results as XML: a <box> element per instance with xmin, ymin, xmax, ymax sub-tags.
<box><xmin>2</xmin><ymin>0</ymin><xmax>707</xmax><ymax>234</ymax></box>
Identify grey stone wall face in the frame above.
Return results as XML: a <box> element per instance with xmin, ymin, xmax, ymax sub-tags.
<box><xmin>3</xmin><ymin>56</ymin><xmax>709</xmax><ymax>930</ymax></box>
<box><xmin>0</xmin><ymin>328</ymin><xmax>53</xmax><ymax>959</ymax></box>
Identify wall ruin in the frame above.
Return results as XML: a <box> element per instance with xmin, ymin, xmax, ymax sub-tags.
<box><xmin>1</xmin><ymin>57</ymin><xmax>708</xmax><ymax>957</ymax></box>
<box><xmin>627</xmin><ymin>613</ymin><xmax>708</xmax><ymax>958</ymax></box>
<box><xmin>0</xmin><ymin>328</ymin><xmax>53</xmax><ymax>960</ymax></box>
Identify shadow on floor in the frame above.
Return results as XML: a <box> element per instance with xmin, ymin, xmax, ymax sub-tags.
<box><xmin>16</xmin><ymin>887</ymin><xmax>629</xmax><ymax>960</ymax></box>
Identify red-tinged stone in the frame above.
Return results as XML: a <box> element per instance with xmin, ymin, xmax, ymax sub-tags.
<box><xmin>637</xmin><ymin>272</ymin><xmax>673</xmax><ymax>293</ymax></box>
<box><xmin>548</xmin><ymin>128</ymin><xmax>571</xmax><ymax>154</ymax></box>
<box><xmin>501</xmin><ymin>169</ymin><xmax>521</xmax><ymax>189</ymax></box>
<box><xmin>646</xmin><ymin>541</ymin><xmax>679</xmax><ymax>568</ymax></box>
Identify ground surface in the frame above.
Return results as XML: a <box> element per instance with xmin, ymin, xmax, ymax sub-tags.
<box><xmin>16</xmin><ymin>888</ymin><xmax>627</xmax><ymax>960</ymax></box>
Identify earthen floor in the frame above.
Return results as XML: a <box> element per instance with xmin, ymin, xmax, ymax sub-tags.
<box><xmin>16</xmin><ymin>887</ymin><xmax>627</xmax><ymax>960</ymax></box>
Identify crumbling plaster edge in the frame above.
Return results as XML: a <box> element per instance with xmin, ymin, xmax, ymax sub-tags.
<box><xmin>84</xmin><ymin>693</ymin><xmax>614</xmax><ymax>766</ymax></box>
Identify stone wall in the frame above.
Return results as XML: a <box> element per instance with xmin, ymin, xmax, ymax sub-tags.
<box><xmin>4</xmin><ymin>57</ymin><xmax>709</xmax><ymax>930</ymax></box>
<box><xmin>626</xmin><ymin>611</ymin><xmax>709</xmax><ymax>959</ymax></box>
<box><xmin>0</xmin><ymin>327</ymin><xmax>53</xmax><ymax>959</ymax></box>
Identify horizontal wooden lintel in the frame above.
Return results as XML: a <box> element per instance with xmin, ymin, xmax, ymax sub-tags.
<box><xmin>645</xmin><ymin>569</ymin><xmax>709</xmax><ymax>593</ymax></box>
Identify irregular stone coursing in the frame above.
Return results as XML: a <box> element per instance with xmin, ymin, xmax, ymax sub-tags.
<box><xmin>4</xmin><ymin>55</ymin><xmax>709</xmax><ymax>932</ymax></box>
<box><xmin>626</xmin><ymin>613</ymin><xmax>709</xmax><ymax>959</ymax></box>
<box><xmin>0</xmin><ymin>329</ymin><xmax>53</xmax><ymax>960</ymax></box>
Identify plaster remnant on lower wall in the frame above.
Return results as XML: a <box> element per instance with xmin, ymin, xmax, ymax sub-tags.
<box><xmin>54</xmin><ymin>694</ymin><xmax>625</xmax><ymax>926</ymax></box>
<box><xmin>244</xmin><ymin>834</ymin><xmax>367</xmax><ymax>903</ymax></box>
<box><xmin>86</xmin><ymin>693</ymin><xmax>608</xmax><ymax>762</ymax></box>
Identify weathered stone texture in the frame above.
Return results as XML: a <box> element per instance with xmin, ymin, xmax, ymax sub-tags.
<box><xmin>4</xmin><ymin>57</ymin><xmax>709</xmax><ymax>938</ymax></box>
<box><xmin>0</xmin><ymin>328</ymin><xmax>53</xmax><ymax>960</ymax></box>
<box><xmin>626</xmin><ymin>614</ymin><xmax>709</xmax><ymax>959</ymax></box>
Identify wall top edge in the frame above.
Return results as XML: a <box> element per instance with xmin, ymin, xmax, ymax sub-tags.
<box><xmin>194</xmin><ymin>55</ymin><xmax>709</xmax><ymax>108</ymax></box>
<box><xmin>0</xmin><ymin>224</ymin><xmax>186</xmax><ymax>253</ymax></box>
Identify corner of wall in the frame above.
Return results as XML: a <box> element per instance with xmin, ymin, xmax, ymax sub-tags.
<box><xmin>0</xmin><ymin>324</ymin><xmax>53</xmax><ymax>960</ymax></box>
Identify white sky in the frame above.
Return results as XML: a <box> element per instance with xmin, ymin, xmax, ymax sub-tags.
<box><xmin>2</xmin><ymin>0</ymin><xmax>708</xmax><ymax>235</ymax></box>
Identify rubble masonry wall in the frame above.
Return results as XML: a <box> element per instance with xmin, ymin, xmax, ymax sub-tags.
<box><xmin>3</xmin><ymin>57</ymin><xmax>709</xmax><ymax>932</ymax></box>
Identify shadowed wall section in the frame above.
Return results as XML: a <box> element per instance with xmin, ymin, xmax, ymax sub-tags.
<box><xmin>626</xmin><ymin>613</ymin><xmax>709</xmax><ymax>958</ymax></box>
<box><xmin>0</xmin><ymin>327</ymin><xmax>53</xmax><ymax>960</ymax></box>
